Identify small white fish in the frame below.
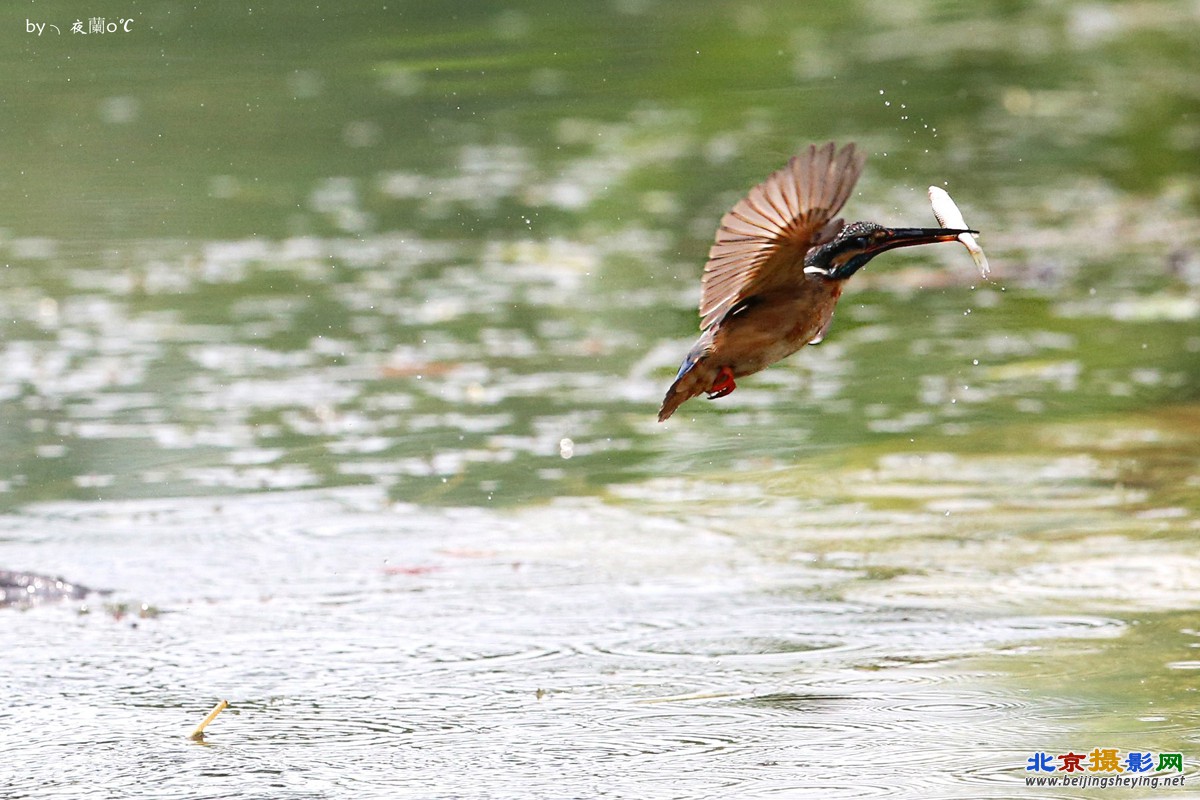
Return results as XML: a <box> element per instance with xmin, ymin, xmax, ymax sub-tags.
<box><xmin>928</xmin><ymin>185</ymin><xmax>989</xmax><ymax>277</ymax></box>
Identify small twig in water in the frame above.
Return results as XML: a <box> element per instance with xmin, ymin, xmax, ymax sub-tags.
<box><xmin>189</xmin><ymin>700</ymin><xmax>229</xmax><ymax>741</ymax></box>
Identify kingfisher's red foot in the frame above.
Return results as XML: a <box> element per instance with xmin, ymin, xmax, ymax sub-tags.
<box><xmin>706</xmin><ymin>366</ymin><xmax>736</xmax><ymax>400</ymax></box>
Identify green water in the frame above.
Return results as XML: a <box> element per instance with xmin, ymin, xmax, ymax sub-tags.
<box><xmin>2</xmin><ymin>2</ymin><xmax>1199</xmax><ymax>797</ymax></box>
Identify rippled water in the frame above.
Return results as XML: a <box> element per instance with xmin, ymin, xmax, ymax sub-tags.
<box><xmin>0</xmin><ymin>487</ymin><xmax>1138</xmax><ymax>798</ymax></box>
<box><xmin>4</xmin><ymin>0</ymin><xmax>1200</xmax><ymax>797</ymax></box>
<box><xmin>4</xmin><ymin>434</ymin><xmax>1198</xmax><ymax>798</ymax></box>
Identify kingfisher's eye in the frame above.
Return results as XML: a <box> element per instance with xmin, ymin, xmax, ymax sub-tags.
<box><xmin>854</xmin><ymin>237</ymin><xmax>868</xmax><ymax>250</ymax></box>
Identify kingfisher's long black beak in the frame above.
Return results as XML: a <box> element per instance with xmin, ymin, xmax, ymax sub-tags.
<box><xmin>812</xmin><ymin>224</ymin><xmax>982</xmax><ymax>280</ymax></box>
<box><xmin>868</xmin><ymin>227</ymin><xmax>976</xmax><ymax>255</ymax></box>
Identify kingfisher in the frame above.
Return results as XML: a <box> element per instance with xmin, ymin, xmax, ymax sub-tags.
<box><xmin>658</xmin><ymin>141</ymin><xmax>977</xmax><ymax>422</ymax></box>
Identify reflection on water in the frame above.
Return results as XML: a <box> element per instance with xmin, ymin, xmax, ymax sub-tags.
<box><xmin>2</xmin><ymin>233</ymin><xmax>1196</xmax><ymax>510</ymax></box>
<box><xmin>2</xmin><ymin>0</ymin><xmax>1199</xmax><ymax>796</ymax></box>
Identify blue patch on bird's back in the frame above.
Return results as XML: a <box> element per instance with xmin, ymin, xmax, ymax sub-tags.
<box><xmin>675</xmin><ymin>338</ymin><xmax>713</xmax><ymax>380</ymax></box>
<box><xmin>674</xmin><ymin>353</ymin><xmax>698</xmax><ymax>380</ymax></box>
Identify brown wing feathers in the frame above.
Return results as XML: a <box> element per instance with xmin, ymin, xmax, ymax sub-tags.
<box><xmin>697</xmin><ymin>142</ymin><xmax>865</xmax><ymax>331</ymax></box>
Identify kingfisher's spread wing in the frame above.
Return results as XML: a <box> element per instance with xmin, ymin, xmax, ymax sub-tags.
<box><xmin>697</xmin><ymin>142</ymin><xmax>865</xmax><ymax>331</ymax></box>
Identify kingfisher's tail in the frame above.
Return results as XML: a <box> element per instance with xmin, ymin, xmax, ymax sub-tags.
<box><xmin>658</xmin><ymin>355</ymin><xmax>719</xmax><ymax>422</ymax></box>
